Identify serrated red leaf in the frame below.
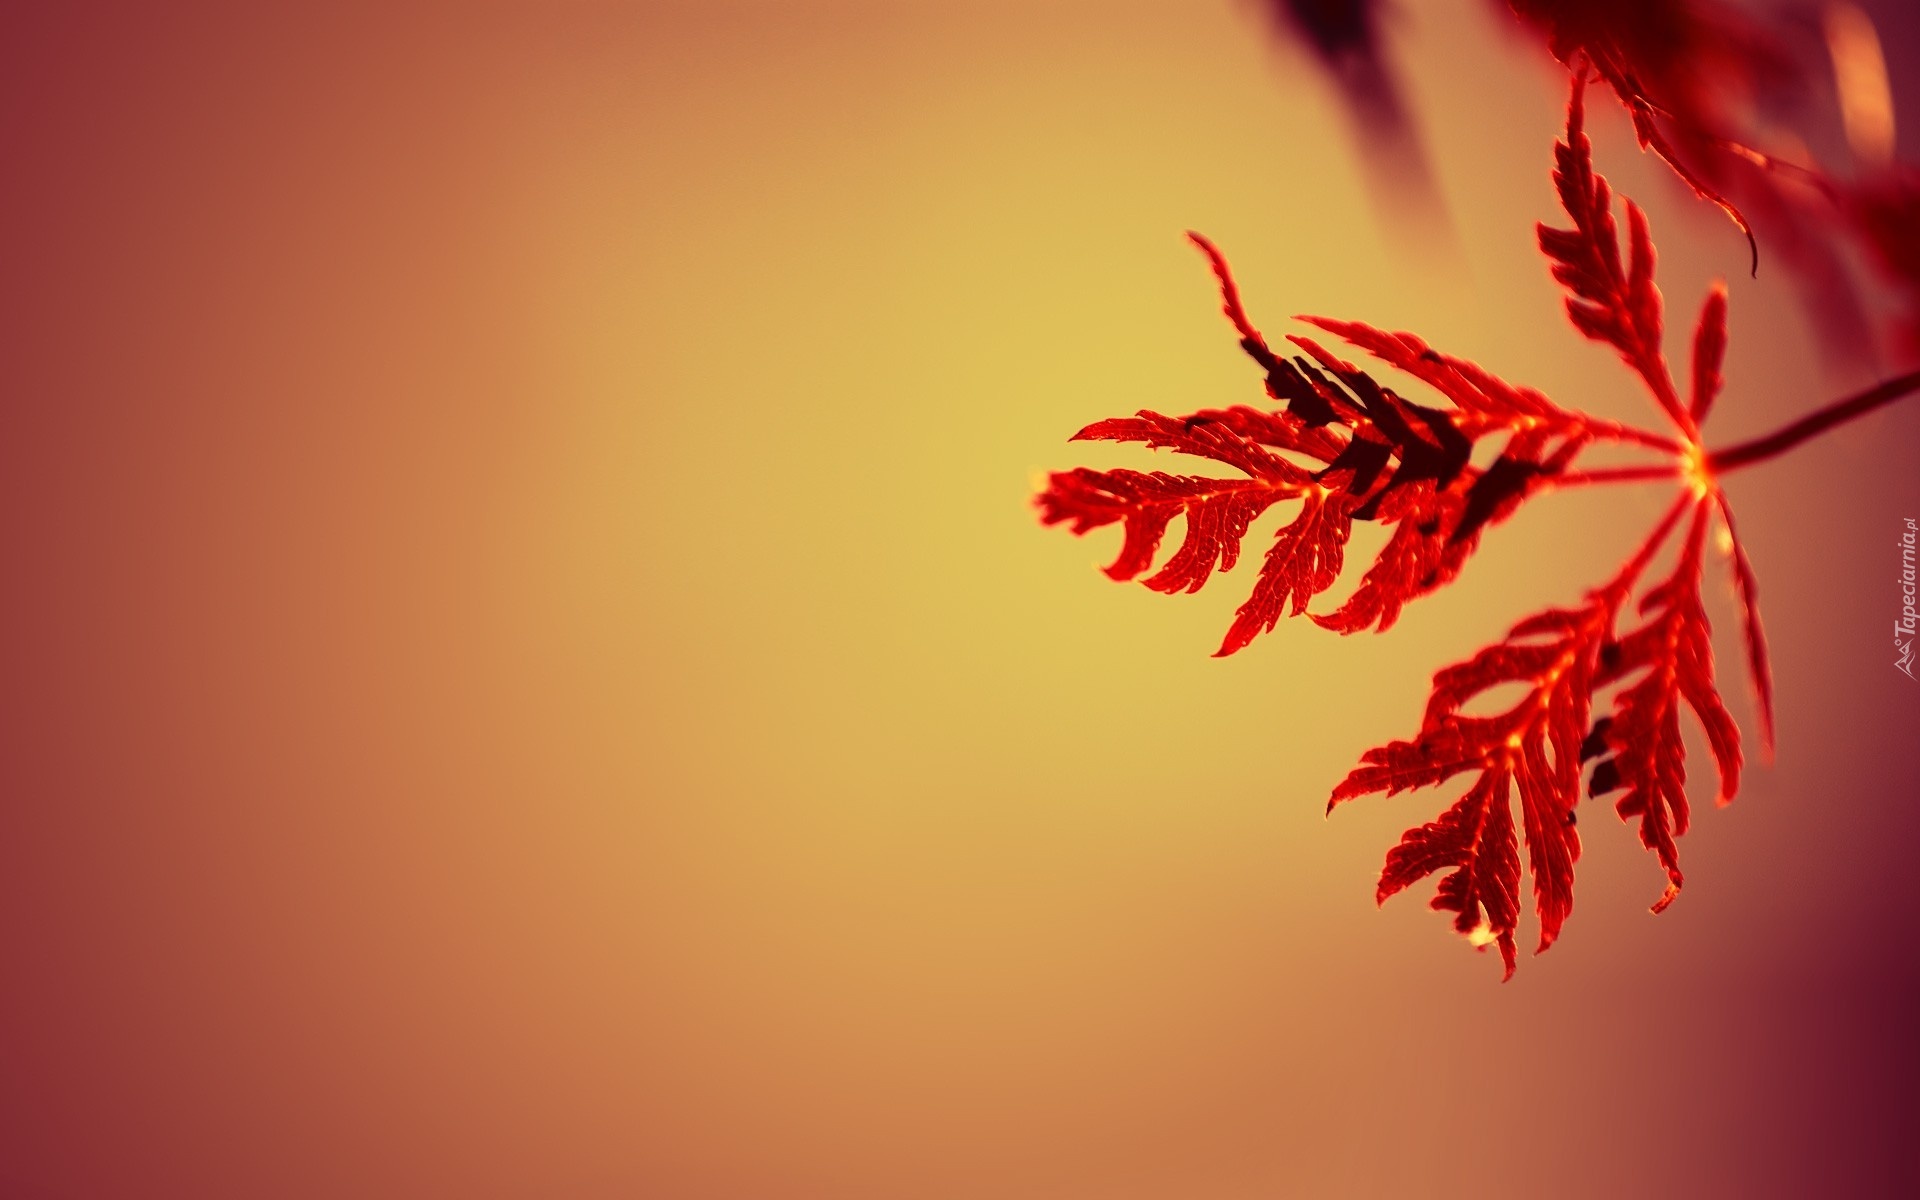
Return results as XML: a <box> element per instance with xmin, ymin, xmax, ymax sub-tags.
<box><xmin>1035</xmin><ymin>62</ymin><xmax>1920</xmax><ymax>974</ymax></box>
<box><xmin>1505</xmin><ymin>1</ymin><xmax>1771</xmax><ymax>270</ymax></box>
<box><xmin>1216</xmin><ymin>490</ymin><xmax>1352</xmax><ymax>656</ymax></box>
<box><xmin>1377</xmin><ymin>770</ymin><xmax>1523</xmax><ymax>978</ymax></box>
<box><xmin>1037</xmin><ymin>467</ymin><xmax>1300</xmax><ymax>587</ymax></box>
<box><xmin>1329</xmin><ymin>494</ymin><xmax>1696</xmax><ymax>971</ymax></box>
<box><xmin>1587</xmin><ymin>501</ymin><xmax>1742</xmax><ymax>912</ymax></box>
<box><xmin>1039</xmin><ymin>238</ymin><xmax>1590</xmax><ymax>654</ymax></box>
<box><xmin>1333</xmin><ymin>591</ymin><xmax>1611</xmax><ymax>969</ymax></box>
<box><xmin>1071</xmin><ymin>410</ymin><xmax>1329</xmax><ymax>478</ymax></box>
<box><xmin>1294</xmin><ymin>316</ymin><xmax>1587</xmax><ymax>439</ymax></box>
<box><xmin>1538</xmin><ymin>75</ymin><xmax>1687</xmax><ymax>432</ymax></box>
<box><xmin>1498</xmin><ymin>1</ymin><xmax>1920</xmax><ymax>366</ymax></box>
<box><xmin>1309</xmin><ymin>482</ymin><xmax>1475</xmax><ymax>635</ymax></box>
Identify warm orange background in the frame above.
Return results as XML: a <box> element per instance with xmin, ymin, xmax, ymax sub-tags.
<box><xmin>4</xmin><ymin>3</ymin><xmax>1918</xmax><ymax>1197</ymax></box>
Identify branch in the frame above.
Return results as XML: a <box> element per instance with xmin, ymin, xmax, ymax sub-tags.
<box><xmin>1709</xmin><ymin>368</ymin><xmax>1920</xmax><ymax>473</ymax></box>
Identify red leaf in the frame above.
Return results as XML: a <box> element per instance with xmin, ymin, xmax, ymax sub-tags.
<box><xmin>1072</xmin><ymin>409</ymin><xmax>1329</xmax><ymax>478</ymax></box>
<box><xmin>1030</xmin><ymin>86</ymin><xmax>1879</xmax><ymax>976</ymax></box>
<box><xmin>1538</xmin><ymin>74</ymin><xmax>1686</xmax><ymax>431</ymax></box>
<box><xmin>1588</xmin><ymin>501</ymin><xmax>1742</xmax><ymax>912</ymax></box>
<box><xmin>1332</xmin><ymin>589</ymin><xmax>1617</xmax><ymax>970</ymax></box>
<box><xmin>1377</xmin><ymin>770</ymin><xmax>1523</xmax><ymax>978</ymax></box>
<box><xmin>1309</xmin><ymin>482</ymin><xmax>1476</xmax><ymax>635</ymax></box>
<box><xmin>1216</xmin><ymin>490</ymin><xmax>1353</xmax><ymax>656</ymax></box>
<box><xmin>1689</xmin><ymin>283</ymin><xmax>1729</xmax><ymax>424</ymax></box>
<box><xmin>1039</xmin><ymin>238</ymin><xmax>1586</xmax><ymax>654</ymax></box>
<box><xmin>1330</xmin><ymin>494</ymin><xmax>1697</xmax><ymax>972</ymax></box>
<box><xmin>1622</xmin><ymin>101</ymin><xmax>1757</xmax><ymax>279</ymax></box>
<box><xmin>1037</xmin><ymin>466</ymin><xmax>1302</xmax><ymax>586</ymax></box>
<box><xmin>1501</xmin><ymin>2</ymin><xmax>1920</xmax><ymax>366</ymax></box>
<box><xmin>1294</xmin><ymin>316</ymin><xmax>1589</xmax><ymax>440</ymax></box>
<box><xmin>1715</xmin><ymin>495</ymin><xmax>1775</xmax><ymax>758</ymax></box>
<box><xmin>1505</xmin><ymin>0</ymin><xmax>1773</xmax><ymax>270</ymax></box>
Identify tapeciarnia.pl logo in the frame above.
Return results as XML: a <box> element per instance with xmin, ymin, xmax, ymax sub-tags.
<box><xmin>1900</xmin><ymin>518</ymin><xmax>1917</xmax><ymax>679</ymax></box>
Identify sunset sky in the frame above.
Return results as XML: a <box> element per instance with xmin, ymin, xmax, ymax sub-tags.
<box><xmin>3</xmin><ymin>3</ymin><xmax>1918</xmax><ymax>1197</ymax></box>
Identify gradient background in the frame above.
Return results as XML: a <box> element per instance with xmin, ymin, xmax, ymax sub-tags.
<box><xmin>4</xmin><ymin>3</ymin><xmax>1919</xmax><ymax>1197</ymax></box>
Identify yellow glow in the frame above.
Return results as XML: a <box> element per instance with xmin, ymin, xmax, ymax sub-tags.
<box><xmin>1825</xmin><ymin>3</ymin><xmax>1896</xmax><ymax>165</ymax></box>
<box><xmin>11</xmin><ymin>5</ymin><xmax>1913</xmax><ymax>1195</ymax></box>
<box><xmin>1467</xmin><ymin>920</ymin><xmax>1499</xmax><ymax>948</ymax></box>
<box><xmin>1681</xmin><ymin>446</ymin><xmax>1713</xmax><ymax>500</ymax></box>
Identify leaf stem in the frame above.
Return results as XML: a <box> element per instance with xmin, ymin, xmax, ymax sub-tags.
<box><xmin>1549</xmin><ymin>464</ymin><xmax>1682</xmax><ymax>489</ymax></box>
<box><xmin>1590</xmin><ymin>422</ymin><xmax>1687</xmax><ymax>454</ymax></box>
<box><xmin>1608</xmin><ymin>490</ymin><xmax>1697</xmax><ymax>595</ymax></box>
<box><xmin>1187</xmin><ymin>231</ymin><xmax>1267</xmax><ymax>352</ymax></box>
<box><xmin>1708</xmin><ymin>368</ymin><xmax>1920</xmax><ymax>474</ymax></box>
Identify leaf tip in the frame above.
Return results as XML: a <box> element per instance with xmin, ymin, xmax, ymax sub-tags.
<box><xmin>1650</xmin><ymin>877</ymin><xmax>1683</xmax><ymax>915</ymax></box>
<box><xmin>1474</xmin><ymin>925</ymin><xmax>1518</xmax><ymax>981</ymax></box>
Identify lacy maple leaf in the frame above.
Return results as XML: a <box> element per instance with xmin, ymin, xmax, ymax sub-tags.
<box><xmin>1323</xmin><ymin>79</ymin><xmax>1787</xmax><ymax>973</ymax></box>
<box><xmin>1505</xmin><ymin>0</ymin><xmax>1777</xmax><ymax>272</ymax></box>
<box><xmin>1036</xmin><ymin>225</ymin><xmax>1636</xmax><ymax>656</ymax></box>
<box><xmin>1260</xmin><ymin>0</ymin><xmax>1919</xmax><ymax>368</ymax></box>
<box><xmin>1500</xmin><ymin>1</ymin><xmax>1920</xmax><ymax>369</ymax></box>
<box><xmin>1030</xmin><ymin>70</ymin><xmax>1920</xmax><ymax>977</ymax></box>
<box><xmin>1328</xmin><ymin>495</ymin><xmax>1694</xmax><ymax>976</ymax></box>
<box><xmin>1586</xmin><ymin>501</ymin><xmax>1742</xmax><ymax>918</ymax></box>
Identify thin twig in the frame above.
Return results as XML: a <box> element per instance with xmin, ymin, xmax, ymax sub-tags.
<box><xmin>1709</xmin><ymin>368</ymin><xmax>1920</xmax><ymax>473</ymax></box>
<box><xmin>1549</xmin><ymin>464</ymin><xmax>1683</xmax><ymax>489</ymax></box>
